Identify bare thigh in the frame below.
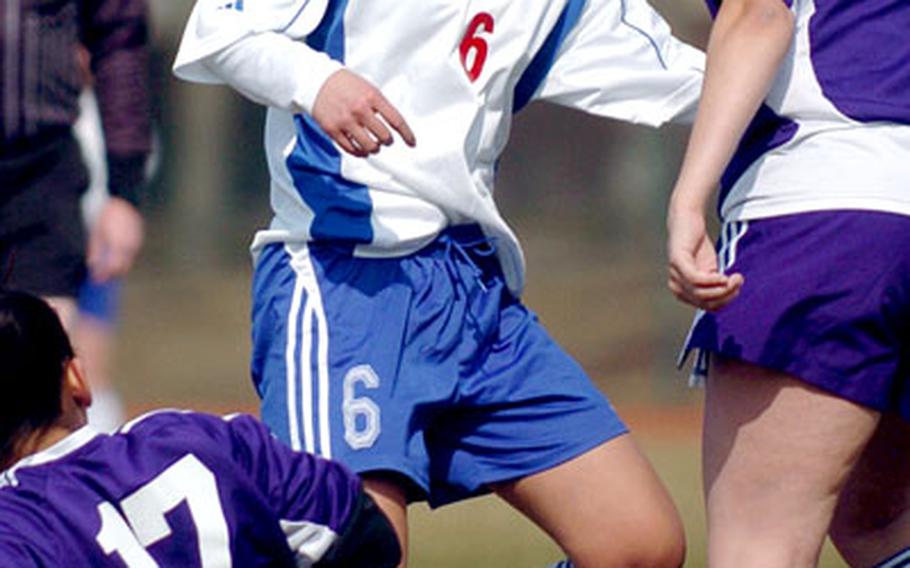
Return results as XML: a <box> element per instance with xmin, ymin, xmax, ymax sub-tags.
<box><xmin>704</xmin><ymin>358</ymin><xmax>879</xmax><ymax>568</ymax></box>
<box><xmin>492</xmin><ymin>434</ymin><xmax>686</xmax><ymax>568</ymax></box>
<box><xmin>830</xmin><ymin>414</ymin><xmax>910</xmax><ymax>567</ymax></box>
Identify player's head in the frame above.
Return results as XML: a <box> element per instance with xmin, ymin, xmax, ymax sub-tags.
<box><xmin>0</xmin><ymin>291</ymin><xmax>89</xmax><ymax>467</ymax></box>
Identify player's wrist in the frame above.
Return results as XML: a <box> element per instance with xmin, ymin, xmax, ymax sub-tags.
<box><xmin>667</xmin><ymin>189</ymin><xmax>708</xmax><ymax>220</ymax></box>
<box><xmin>107</xmin><ymin>152</ymin><xmax>147</xmax><ymax>208</ymax></box>
<box><xmin>289</xmin><ymin>45</ymin><xmax>345</xmax><ymax>115</ymax></box>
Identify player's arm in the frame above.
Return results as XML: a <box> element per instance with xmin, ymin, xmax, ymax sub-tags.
<box><xmin>80</xmin><ymin>0</ymin><xmax>152</xmax><ymax>281</ymax></box>
<box><xmin>224</xmin><ymin>415</ymin><xmax>401</xmax><ymax>567</ymax></box>
<box><xmin>172</xmin><ymin>0</ymin><xmax>414</xmax><ymax>157</ymax></box>
<box><xmin>0</xmin><ymin>532</ymin><xmax>48</xmax><ymax>566</ymax></box>
<box><xmin>526</xmin><ymin>0</ymin><xmax>705</xmax><ymax>126</ymax></box>
<box><xmin>314</xmin><ymin>488</ymin><xmax>401</xmax><ymax>567</ymax></box>
<box><xmin>666</xmin><ymin>0</ymin><xmax>794</xmax><ymax>311</ymax></box>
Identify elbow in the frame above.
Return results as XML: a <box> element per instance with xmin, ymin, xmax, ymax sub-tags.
<box><xmin>738</xmin><ymin>0</ymin><xmax>795</xmax><ymax>35</ymax></box>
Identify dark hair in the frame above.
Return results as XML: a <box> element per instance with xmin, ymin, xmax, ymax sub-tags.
<box><xmin>0</xmin><ymin>291</ymin><xmax>73</xmax><ymax>465</ymax></box>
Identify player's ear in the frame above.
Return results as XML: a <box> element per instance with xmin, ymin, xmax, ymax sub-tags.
<box><xmin>64</xmin><ymin>358</ymin><xmax>93</xmax><ymax>411</ymax></box>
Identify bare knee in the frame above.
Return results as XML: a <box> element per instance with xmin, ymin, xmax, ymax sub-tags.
<box><xmin>568</xmin><ymin>507</ymin><xmax>686</xmax><ymax>568</ymax></box>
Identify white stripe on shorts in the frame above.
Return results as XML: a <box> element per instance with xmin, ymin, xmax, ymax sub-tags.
<box><xmin>678</xmin><ymin>220</ymin><xmax>750</xmax><ymax>386</ymax></box>
<box><xmin>718</xmin><ymin>220</ymin><xmax>748</xmax><ymax>272</ymax></box>
<box><xmin>284</xmin><ymin>270</ymin><xmax>306</xmax><ymax>451</ymax></box>
<box><xmin>284</xmin><ymin>243</ymin><xmax>332</xmax><ymax>458</ymax></box>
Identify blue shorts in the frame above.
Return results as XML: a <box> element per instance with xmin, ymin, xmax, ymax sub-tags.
<box><xmin>251</xmin><ymin>226</ymin><xmax>627</xmax><ymax>507</ymax></box>
<box><xmin>77</xmin><ymin>277</ymin><xmax>122</xmax><ymax>325</ymax></box>
<box><xmin>682</xmin><ymin>211</ymin><xmax>910</xmax><ymax>419</ymax></box>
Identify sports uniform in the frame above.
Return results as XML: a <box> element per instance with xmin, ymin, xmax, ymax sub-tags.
<box><xmin>174</xmin><ymin>0</ymin><xmax>704</xmax><ymax>506</ymax></box>
<box><xmin>0</xmin><ymin>410</ymin><xmax>398</xmax><ymax>567</ymax></box>
<box><xmin>681</xmin><ymin>0</ymin><xmax>910</xmax><ymax>416</ymax></box>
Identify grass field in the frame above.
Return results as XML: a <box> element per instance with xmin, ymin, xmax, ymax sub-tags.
<box><xmin>114</xmin><ymin>238</ymin><xmax>849</xmax><ymax>567</ymax></box>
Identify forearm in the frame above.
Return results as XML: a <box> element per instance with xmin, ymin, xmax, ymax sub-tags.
<box><xmin>315</xmin><ymin>491</ymin><xmax>401</xmax><ymax>568</ymax></box>
<box><xmin>670</xmin><ymin>0</ymin><xmax>794</xmax><ymax>214</ymax></box>
<box><xmin>202</xmin><ymin>33</ymin><xmax>342</xmax><ymax>115</ymax></box>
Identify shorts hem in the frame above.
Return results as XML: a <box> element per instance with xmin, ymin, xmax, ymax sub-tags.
<box><xmin>346</xmin><ymin>460</ymin><xmax>431</xmax><ymax>503</ymax></box>
<box><xmin>696</xmin><ymin>347</ymin><xmax>894</xmax><ymax>417</ymax></box>
<box><xmin>427</xmin><ymin>420</ymin><xmax>629</xmax><ymax>509</ymax></box>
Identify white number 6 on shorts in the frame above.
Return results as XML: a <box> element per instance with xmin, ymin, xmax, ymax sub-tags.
<box><xmin>343</xmin><ymin>365</ymin><xmax>381</xmax><ymax>450</ymax></box>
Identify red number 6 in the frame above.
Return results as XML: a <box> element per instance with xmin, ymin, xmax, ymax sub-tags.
<box><xmin>459</xmin><ymin>12</ymin><xmax>495</xmax><ymax>82</ymax></box>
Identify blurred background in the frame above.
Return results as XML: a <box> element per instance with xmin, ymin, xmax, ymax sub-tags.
<box><xmin>114</xmin><ymin>2</ymin><xmax>846</xmax><ymax>566</ymax></box>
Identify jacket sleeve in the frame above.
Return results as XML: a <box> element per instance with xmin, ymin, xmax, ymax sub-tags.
<box><xmin>526</xmin><ymin>0</ymin><xmax>705</xmax><ymax>126</ymax></box>
<box><xmin>80</xmin><ymin>0</ymin><xmax>152</xmax><ymax>206</ymax></box>
<box><xmin>172</xmin><ymin>0</ymin><xmax>342</xmax><ymax>114</ymax></box>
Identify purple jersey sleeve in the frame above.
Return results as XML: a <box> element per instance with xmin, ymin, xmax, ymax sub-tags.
<box><xmin>122</xmin><ymin>411</ymin><xmax>364</xmax><ymax>563</ymax></box>
<box><xmin>221</xmin><ymin>413</ymin><xmax>363</xmax><ymax>534</ymax></box>
<box><xmin>0</xmin><ymin>535</ymin><xmax>46</xmax><ymax>566</ymax></box>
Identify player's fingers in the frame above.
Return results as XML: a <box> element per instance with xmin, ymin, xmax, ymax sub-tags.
<box><xmin>695</xmin><ymin>276</ymin><xmax>745</xmax><ymax>311</ymax></box>
<box><xmin>701</xmin><ymin>287</ymin><xmax>742</xmax><ymax>312</ymax></box>
<box><xmin>363</xmin><ymin>113</ymin><xmax>393</xmax><ymax>146</ymax></box>
<box><xmin>374</xmin><ymin>98</ymin><xmax>416</xmax><ymax>147</ymax></box>
<box><xmin>668</xmin><ymin>271</ymin><xmax>705</xmax><ymax>308</ymax></box>
<box><xmin>334</xmin><ymin>131</ymin><xmax>366</xmax><ymax>157</ymax></box>
<box><xmin>667</xmin><ymin>278</ymin><xmax>690</xmax><ymax>304</ymax></box>
<box><xmin>668</xmin><ymin>264</ymin><xmax>726</xmax><ymax>302</ymax></box>
<box><xmin>669</xmin><ymin>264</ymin><xmax>744</xmax><ymax>310</ymax></box>
<box><xmin>345</xmin><ymin>124</ymin><xmax>380</xmax><ymax>155</ymax></box>
<box><xmin>669</xmin><ymin>252</ymin><xmax>727</xmax><ymax>287</ymax></box>
<box><xmin>689</xmin><ymin>275</ymin><xmax>741</xmax><ymax>299</ymax></box>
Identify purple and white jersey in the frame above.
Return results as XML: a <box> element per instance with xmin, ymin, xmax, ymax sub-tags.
<box><xmin>0</xmin><ymin>411</ymin><xmax>362</xmax><ymax>567</ymax></box>
<box><xmin>173</xmin><ymin>0</ymin><xmax>704</xmax><ymax>295</ymax></box>
<box><xmin>708</xmin><ymin>0</ymin><xmax>910</xmax><ymax>222</ymax></box>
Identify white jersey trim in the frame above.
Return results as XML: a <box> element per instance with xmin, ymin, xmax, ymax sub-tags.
<box><xmin>0</xmin><ymin>426</ymin><xmax>100</xmax><ymax>488</ymax></box>
<box><xmin>279</xmin><ymin>518</ymin><xmax>338</xmax><ymax>566</ymax></box>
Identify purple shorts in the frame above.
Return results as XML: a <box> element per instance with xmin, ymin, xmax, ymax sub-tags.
<box><xmin>682</xmin><ymin>210</ymin><xmax>910</xmax><ymax>419</ymax></box>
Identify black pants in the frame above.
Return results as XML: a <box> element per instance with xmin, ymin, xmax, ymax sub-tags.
<box><xmin>0</xmin><ymin>129</ymin><xmax>89</xmax><ymax>298</ymax></box>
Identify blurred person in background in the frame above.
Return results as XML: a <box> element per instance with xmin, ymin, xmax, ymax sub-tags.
<box><xmin>0</xmin><ymin>290</ymin><xmax>401</xmax><ymax>567</ymax></box>
<box><xmin>0</xmin><ymin>1</ymin><xmax>150</xmax><ymax>339</ymax></box>
<box><xmin>174</xmin><ymin>1</ymin><xmax>705</xmax><ymax>567</ymax></box>
<box><xmin>668</xmin><ymin>0</ymin><xmax>910</xmax><ymax>566</ymax></box>
<box><xmin>72</xmin><ymin>44</ymin><xmax>158</xmax><ymax>432</ymax></box>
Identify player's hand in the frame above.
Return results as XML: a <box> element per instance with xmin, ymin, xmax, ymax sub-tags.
<box><xmin>87</xmin><ymin>197</ymin><xmax>144</xmax><ymax>283</ymax></box>
<box><xmin>666</xmin><ymin>202</ymin><xmax>743</xmax><ymax>311</ymax></box>
<box><xmin>312</xmin><ymin>69</ymin><xmax>416</xmax><ymax>157</ymax></box>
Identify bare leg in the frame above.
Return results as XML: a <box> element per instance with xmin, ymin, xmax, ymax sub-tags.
<box><xmin>704</xmin><ymin>358</ymin><xmax>879</xmax><ymax>568</ymax></box>
<box><xmin>74</xmin><ymin>314</ymin><xmax>125</xmax><ymax>431</ymax></box>
<box><xmin>73</xmin><ymin>315</ymin><xmax>115</xmax><ymax>391</ymax></box>
<box><xmin>492</xmin><ymin>435</ymin><xmax>686</xmax><ymax>568</ymax></box>
<box><xmin>363</xmin><ymin>475</ymin><xmax>409</xmax><ymax>568</ymax></box>
<box><xmin>830</xmin><ymin>414</ymin><xmax>910</xmax><ymax>567</ymax></box>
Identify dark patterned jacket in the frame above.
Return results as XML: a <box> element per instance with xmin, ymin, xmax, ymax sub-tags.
<box><xmin>0</xmin><ymin>0</ymin><xmax>151</xmax><ymax>204</ymax></box>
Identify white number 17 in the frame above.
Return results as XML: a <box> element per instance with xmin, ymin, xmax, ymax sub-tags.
<box><xmin>95</xmin><ymin>454</ymin><xmax>231</xmax><ymax>567</ymax></box>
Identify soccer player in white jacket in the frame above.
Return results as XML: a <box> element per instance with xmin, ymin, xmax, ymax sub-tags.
<box><xmin>175</xmin><ymin>1</ymin><xmax>704</xmax><ymax>566</ymax></box>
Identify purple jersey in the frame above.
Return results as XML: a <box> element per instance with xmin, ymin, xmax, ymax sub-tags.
<box><xmin>0</xmin><ymin>411</ymin><xmax>363</xmax><ymax>567</ymax></box>
<box><xmin>704</xmin><ymin>0</ymin><xmax>910</xmax><ymax>223</ymax></box>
